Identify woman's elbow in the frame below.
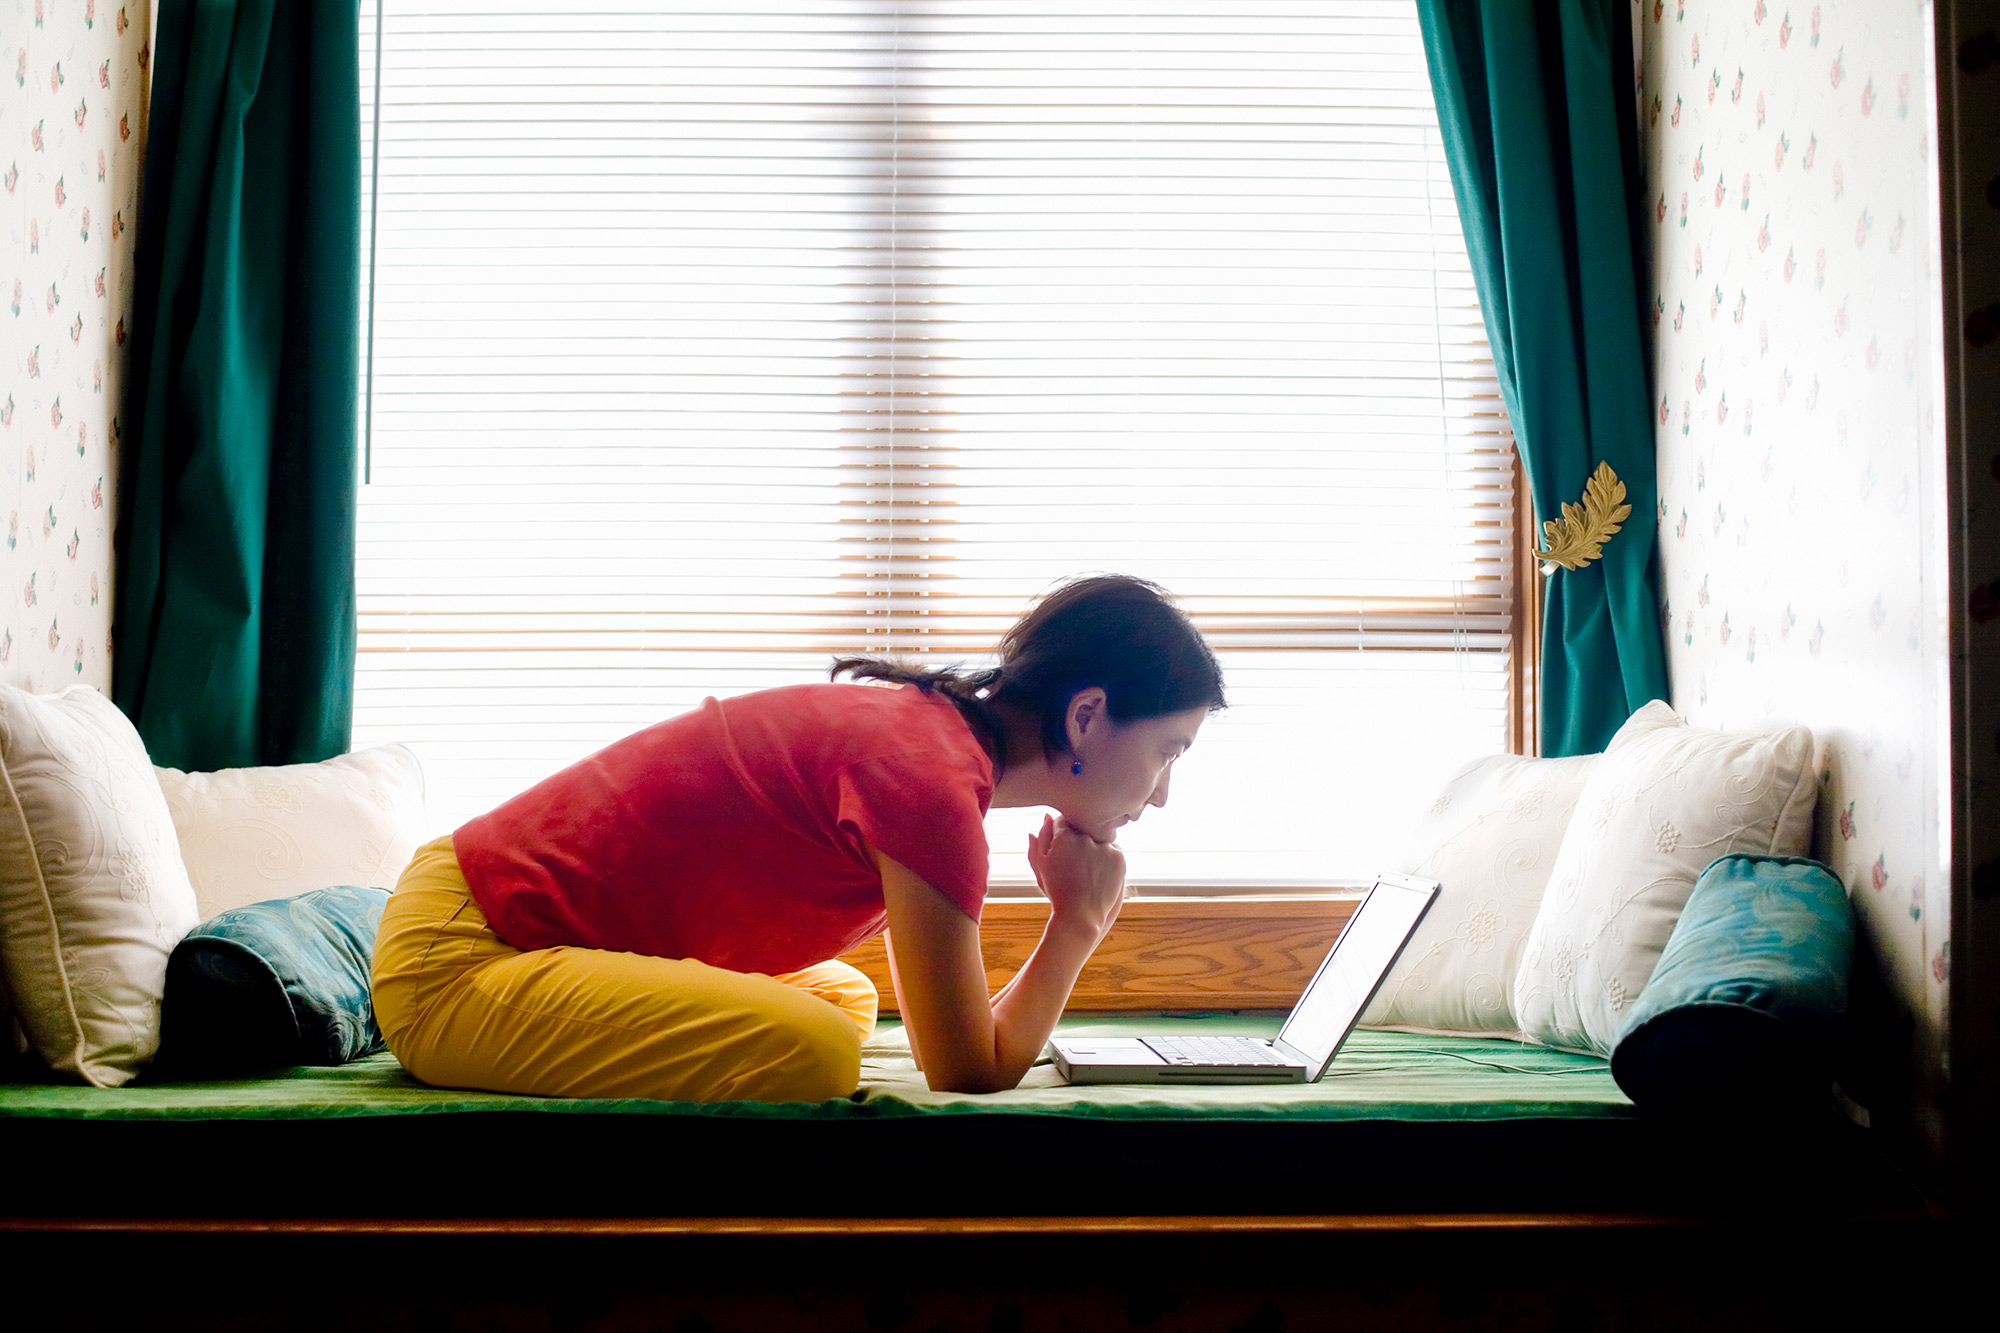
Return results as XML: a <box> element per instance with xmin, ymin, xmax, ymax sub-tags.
<box><xmin>924</xmin><ymin>1069</ymin><xmax>1014</xmax><ymax>1095</ymax></box>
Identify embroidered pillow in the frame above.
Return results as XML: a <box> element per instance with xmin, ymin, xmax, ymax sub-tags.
<box><xmin>1513</xmin><ymin>702</ymin><xmax>1817</xmax><ymax>1056</ymax></box>
<box><xmin>1360</xmin><ymin>753</ymin><xmax>1596</xmax><ymax>1037</ymax></box>
<box><xmin>155</xmin><ymin>745</ymin><xmax>429</xmax><ymax>920</ymax></box>
<box><xmin>0</xmin><ymin>684</ymin><xmax>201</xmax><ymax>1086</ymax></box>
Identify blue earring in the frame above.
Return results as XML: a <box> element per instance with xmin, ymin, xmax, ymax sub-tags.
<box><xmin>1071</xmin><ymin>759</ymin><xmax>1083</xmax><ymax>776</ymax></box>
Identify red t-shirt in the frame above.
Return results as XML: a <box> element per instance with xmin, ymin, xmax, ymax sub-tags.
<box><xmin>452</xmin><ymin>682</ymin><xmax>995</xmax><ymax>976</ymax></box>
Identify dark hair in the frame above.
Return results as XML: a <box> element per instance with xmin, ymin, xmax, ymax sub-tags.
<box><xmin>829</xmin><ymin>574</ymin><xmax>1226</xmax><ymax>769</ymax></box>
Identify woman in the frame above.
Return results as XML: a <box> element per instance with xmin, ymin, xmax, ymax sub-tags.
<box><xmin>370</xmin><ymin>575</ymin><xmax>1225</xmax><ymax>1100</ymax></box>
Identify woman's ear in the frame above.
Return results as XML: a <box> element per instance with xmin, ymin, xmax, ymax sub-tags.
<box><xmin>1066</xmin><ymin>686</ymin><xmax>1109</xmax><ymax>747</ymax></box>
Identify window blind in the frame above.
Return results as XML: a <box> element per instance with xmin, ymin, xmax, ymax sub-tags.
<box><xmin>354</xmin><ymin>0</ymin><xmax>1519</xmax><ymax>888</ymax></box>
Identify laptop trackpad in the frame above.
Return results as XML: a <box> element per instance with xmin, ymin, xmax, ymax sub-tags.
<box><xmin>1056</xmin><ymin>1037</ymin><xmax>1164</xmax><ymax>1066</ymax></box>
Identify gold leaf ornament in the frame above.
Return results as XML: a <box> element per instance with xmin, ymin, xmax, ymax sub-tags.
<box><xmin>1533</xmin><ymin>461</ymin><xmax>1632</xmax><ymax>574</ymax></box>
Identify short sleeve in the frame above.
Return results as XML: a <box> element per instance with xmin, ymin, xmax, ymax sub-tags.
<box><xmin>829</xmin><ymin>749</ymin><xmax>991</xmax><ymax>921</ymax></box>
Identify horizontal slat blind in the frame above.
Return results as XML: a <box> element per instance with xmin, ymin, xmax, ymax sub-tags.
<box><xmin>355</xmin><ymin>0</ymin><xmax>1518</xmax><ymax>886</ymax></box>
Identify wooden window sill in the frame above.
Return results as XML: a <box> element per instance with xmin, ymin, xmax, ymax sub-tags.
<box><xmin>840</xmin><ymin>895</ymin><xmax>1360</xmax><ymax>1012</ymax></box>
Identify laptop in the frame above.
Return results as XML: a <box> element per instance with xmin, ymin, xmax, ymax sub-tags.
<box><xmin>1046</xmin><ymin>873</ymin><xmax>1439</xmax><ymax>1085</ymax></box>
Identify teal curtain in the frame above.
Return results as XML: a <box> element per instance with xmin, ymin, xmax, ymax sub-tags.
<box><xmin>1417</xmin><ymin>0</ymin><xmax>1669</xmax><ymax>756</ymax></box>
<box><xmin>114</xmin><ymin>0</ymin><xmax>360</xmax><ymax>770</ymax></box>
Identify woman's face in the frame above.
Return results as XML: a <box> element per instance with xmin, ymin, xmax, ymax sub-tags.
<box><xmin>1059</xmin><ymin>688</ymin><xmax>1209</xmax><ymax>842</ymax></box>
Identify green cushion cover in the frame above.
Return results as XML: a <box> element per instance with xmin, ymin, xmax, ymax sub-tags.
<box><xmin>1611</xmin><ymin>853</ymin><xmax>1852</xmax><ymax>1116</ymax></box>
<box><xmin>4</xmin><ymin>1015</ymin><xmax>1921</xmax><ymax>1219</ymax></box>
<box><xmin>3</xmin><ymin>1016</ymin><xmax>1627</xmax><ymax>1122</ymax></box>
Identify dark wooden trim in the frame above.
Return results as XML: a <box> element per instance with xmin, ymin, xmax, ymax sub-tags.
<box><xmin>840</xmin><ymin>896</ymin><xmax>1359</xmax><ymax>1013</ymax></box>
<box><xmin>1510</xmin><ymin>447</ymin><xmax>1543</xmax><ymax>757</ymax></box>
<box><xmin>1935</xmin><ymin>0</ymin><xmax>1997</xmax><ymax>1212</ymax></box>
<box><xmin>0</xmin><ymin>1212</ymin><xmax>1720</xmax><ymax>1237</ymax></box>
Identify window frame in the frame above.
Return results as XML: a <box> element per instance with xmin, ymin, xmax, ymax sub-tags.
<box><xmin>352</xmin><ymin>1</ymin><xmax>1536</xmax><ymax>899</ymax></box>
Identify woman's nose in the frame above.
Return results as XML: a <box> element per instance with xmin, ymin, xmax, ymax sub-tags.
<box><xmin>1149</xmin><ymin>771</ymin><xmax>1171</xmax><ymax>808</ymax></box>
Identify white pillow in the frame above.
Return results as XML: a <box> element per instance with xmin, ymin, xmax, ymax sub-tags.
<box><xmin>1513</xmin><ymin>701</ymin><xmax>1816</xmax><ymax>1055</ymax></box>
<box><xmin>0</xmin><ymin>684</ymin><xmax>201</xmax><ymax>1087</ymax></box>
<box><xmin>1361</xmin><ymin>753</ymin><xmax>1597</xmax><ymax>1038</ymax></box>
<box><xmin>155</xmin><ymin>745</ymin><xmax>429</xmax><ymax>920</ymax></box>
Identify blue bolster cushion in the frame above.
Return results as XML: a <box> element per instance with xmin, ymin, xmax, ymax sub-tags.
<box><xmin>158</xmin><ymin>886</ymin><xmax>391</xmax><ymax>1074</ymax></box>
<box><xmin>1610</xmin><ymin>854</ymin><xmax>1852</xmax><ymax>1116</ymax></box>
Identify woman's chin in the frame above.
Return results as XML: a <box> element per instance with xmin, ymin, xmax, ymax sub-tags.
<box><xmin>1076</xmin><ymin>816</ymin><xmax>1127</xmax><ymax>843</ymax></box>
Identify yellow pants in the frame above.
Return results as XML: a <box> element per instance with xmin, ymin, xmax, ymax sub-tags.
<box><xmin>370</xmin><ymin>837</ymin><xmax>878</xmax><ymax>1102</ymax></box>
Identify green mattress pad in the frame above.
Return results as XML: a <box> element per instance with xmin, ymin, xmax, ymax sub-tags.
<box><xmin>2</xmin><ymin>1016</ymin><xmax>1917</xmax><ymax>1221</ymax></box>
<box><xmin>0</xmin><ymin>1014</ymin><xmax>1628</xmax><ymax>1123</ymax></box>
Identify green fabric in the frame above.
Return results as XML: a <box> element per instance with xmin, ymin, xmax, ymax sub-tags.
<box><xmin>113</xmin><ymin>0</ymin><xmax>360</xmax><ymax>770</ymax></box>
<box><xmin>158</xmin><ymin>886</ymin><xmax>390</xmax><ymax>1073</ymax></box>
<box><xmin>0</xmin><ymin>1017</ymin><xmax>1629</xmax><ymax>1123</ymax></box>
<box><xmin>1416</xmin><ymin>0</ymin><xmax>1670</xmax><ymax>756</ymax></box>
<box><xmin>1612</xmin><ymin>855</ymin><xmax>1853</xmax><ymax>1113</ymax></box>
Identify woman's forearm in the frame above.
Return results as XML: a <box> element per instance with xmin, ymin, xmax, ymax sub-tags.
<box><xmin>876</xmin><ymin>843</ymin><xmax>1115</xmax><ymax>1094</ymax></box>
<box><xmin>983</xmin><ymin>912</ymin><xmax>1102</xmax><ymax>1084</ymax></box>
<box><xmin>882</xmin><ymin>930</ymin><xmax>925</xmax><ymax>1072</ymax></box>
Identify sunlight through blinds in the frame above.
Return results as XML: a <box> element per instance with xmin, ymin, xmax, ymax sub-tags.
<box><xmin>355</xmin><ymin>0</ymin><xmax>1520</xmax><ymax>887</ymax></box>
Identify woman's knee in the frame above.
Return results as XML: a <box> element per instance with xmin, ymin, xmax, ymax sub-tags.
<box><xmin>781</xmin><ymin>959</ymin><xmax>879</xmax><ymax>1039</ymax></box>
<box><xmin>827</xmin><ymin>964</ymin><xmax>880</xmax><ymax>1038</ymax></box>
<box><xmin>732</xmin><ymin>998</ymin><xmax>863</xmax><ymax>1102</ymax></box>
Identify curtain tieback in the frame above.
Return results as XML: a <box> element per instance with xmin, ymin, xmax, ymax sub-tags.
<box><xmin>1533</xmin><ymin>461</ymin><xmax>1633</xmax><ymax>575</ymax></box>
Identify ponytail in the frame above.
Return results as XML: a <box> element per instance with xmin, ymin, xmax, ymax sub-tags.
<box><xmin>829</xmin><ymin>574</ymin><xmax>1226</xmax><ymax>769</ymax></box>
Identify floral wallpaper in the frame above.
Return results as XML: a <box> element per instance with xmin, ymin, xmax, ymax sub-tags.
<box><xmin>1641</xmin><ymin>1</ymin><xmax>1952</xmax><ymax>1150</ymax></box>
<box><xmin>0</xmin><ymin>0</ymin><xmax>146</xmax><ymax>696</ymax></box>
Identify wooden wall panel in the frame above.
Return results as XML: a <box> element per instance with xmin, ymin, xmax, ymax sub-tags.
<box><xmin>839</xmin><ymin>896</ymin><xmax>1359</xmax><ymax>1012</ymax></box>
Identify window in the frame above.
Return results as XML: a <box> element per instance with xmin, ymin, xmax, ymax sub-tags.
<box><xmin>356</xmin><ymin>0</ymin><xmax>1519</xmax><ymax>889</ymax></box>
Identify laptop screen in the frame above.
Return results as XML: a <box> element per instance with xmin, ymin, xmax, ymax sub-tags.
<box><xmin>1275</xmin><ymin>876</ymin><xmax>1436</xmax><ymax>1076</ymax></box>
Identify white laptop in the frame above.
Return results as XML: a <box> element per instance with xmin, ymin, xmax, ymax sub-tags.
<box><xmin>1046</xmin><ymin>873</ymin><xmax>1439</xmax><ymax>1085</ymax></box>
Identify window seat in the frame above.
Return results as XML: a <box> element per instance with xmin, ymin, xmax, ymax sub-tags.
<box><xmin>0</xmin><ymin>1015</ymin><xmax>1921</xmax><ymax>1221</ymax></box>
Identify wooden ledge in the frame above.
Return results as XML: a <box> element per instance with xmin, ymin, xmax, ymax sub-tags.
<box><xmin>841</xmin><ymin>895</ymin><xmax>1361</xmax><ymax>1012</ymax></box>
<box><xmin>0</xmin><ymin>1213</ymin><xmax>1721</xmax><ymax>1238</ymax></box>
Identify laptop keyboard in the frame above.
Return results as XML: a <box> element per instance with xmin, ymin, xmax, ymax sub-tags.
<box><xmin>1142</xmin><ymin>1035</ymin><xmax>1290</xmax><ymax>1067</ymax></box>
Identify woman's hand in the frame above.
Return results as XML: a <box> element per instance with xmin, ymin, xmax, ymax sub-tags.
<box><xmin>1025</xmin><ymin>813</ymin><xmax>1128</xmax><ymax>941</ymax></box>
